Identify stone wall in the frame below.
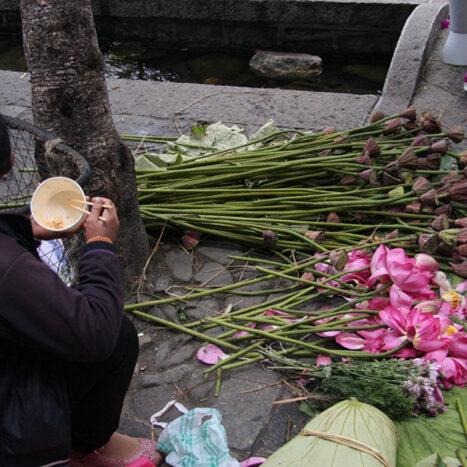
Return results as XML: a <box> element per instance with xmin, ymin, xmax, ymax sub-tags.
<box><xmin>0</xmin><ymin>0</ymin><xmax>418</xmax><ymax>57</ymax></box>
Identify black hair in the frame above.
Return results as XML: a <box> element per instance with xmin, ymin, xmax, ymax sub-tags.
<box><xmin>0</xmin><ymin>113</ymin><xmax>12</xmax><ymax>173</ymax></box>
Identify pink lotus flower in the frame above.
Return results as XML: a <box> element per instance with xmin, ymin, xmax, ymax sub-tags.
<box><xmin>413</xmin><ymin>300</ymin><xmax>441</xmax><ymax>314</ymax></box>
<box><xmin>369</xmin><ymin>245</ymin><xmax>432</xmax><ymax>292</ymax></box>
<box><xmin>336</xmin><ymin>328</ymin><xmax>387</xmax><ymax>354</ymax></box>
<box><xmin>389</xmin><ymin>284</ymin><xmax>413</xmax><ymax>311</ymax></box>
<box><xmin>414</xmin><ymin>254</ymin><xmax>440</xmax><ymax>272</ymax></box>
<box><xmin>341</xmin><ymin>250</ymin><xmax>371</xmax><ymax>286</ymax></box>
<box><xmin>386</xmin><ymin>248</ymin><xmax>432</xmax><ymax>292</ymax></box>
<box><xmin>425</xmin><ymin>349</ymin><xmax>467</xmax><ymax>388</ymax></box>
<box><xmin>380</xmin><ymin>305</ymin><xmax>446</xmax><ymax>353</ymax></box>
<box><xmin>447</xmin><ymin>333</ymin><xmax>467</xmax><ymax>359</ymax></box>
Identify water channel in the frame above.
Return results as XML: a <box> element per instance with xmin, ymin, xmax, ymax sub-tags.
<box><xmin>0</xmin><ymin>34</ymin><xmax>389</xmax><ymax>95</ymax></box>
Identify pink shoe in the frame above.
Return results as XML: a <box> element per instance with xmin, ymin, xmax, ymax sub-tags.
<box><xmin>70</xmin><ymin>438</ymin><xmax>164</xmax><ymax>467</ymax></box>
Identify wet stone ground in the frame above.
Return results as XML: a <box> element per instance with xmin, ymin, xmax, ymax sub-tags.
<box><xmin>119</xmin><ymin>238</ymin><xmax>319</xmax><ymax>463</ymax></box>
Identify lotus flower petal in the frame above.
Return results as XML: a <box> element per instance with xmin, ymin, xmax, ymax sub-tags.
<box><xmin>389</xmin><ymin>284</ymin><xmax>413</xmax><ymax>311</ymax></box>
<box><xmin>336</xmin><ymin>332</ymin><xmax>365</xmax><ymax>349</ymax></box>
<box><xmin>240</xmin><ymin>457</ymin><xmax>266</xmax><ymax>467</ymax></box>
<box><xmin>233</xmin><ymin>323</ymin><xmax>256</xmax><ymax>338</ymax></box>
<box><xmin>196</xmin><ymin>344</ymin><xmax>228</xmax><ymax>365</ymax></box>
<box><xmin>369</xmin><ymin>244</ymin><xmax>390</xmax><ymax>285</ymax></box>
<box><xmin>316</xmin><ymin>354</ymin><xmax>332</xmax><ymax>366</ymax></box>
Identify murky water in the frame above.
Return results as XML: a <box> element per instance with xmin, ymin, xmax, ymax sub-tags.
<box><xmin>0</xmin><ymin>35</ymin><xmax>389</xmax><ymax>95</ymax></box>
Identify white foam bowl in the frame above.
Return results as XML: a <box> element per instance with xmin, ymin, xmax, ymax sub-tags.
<box><xmin>31</xmin><ymin>176</ymin><xmax>86</xmax><ymax>232</ymax></box>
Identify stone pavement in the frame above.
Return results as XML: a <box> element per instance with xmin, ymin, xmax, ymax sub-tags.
<box><xmin>0</xmin><ymin>0</ymin><xmax>466</xmax><ymax>463</ymax></box>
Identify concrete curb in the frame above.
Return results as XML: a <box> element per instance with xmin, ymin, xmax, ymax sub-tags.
<box><xmin>374</xmin><ymin>0</ymin><xmax>449</xmax><ymax>115</ymax></box>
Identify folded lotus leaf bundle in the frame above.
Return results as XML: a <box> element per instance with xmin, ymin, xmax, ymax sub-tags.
<box><xmin>262</xmin><ymin>399</ymin><xmax>398</xmax><ymax>467</ymax></box>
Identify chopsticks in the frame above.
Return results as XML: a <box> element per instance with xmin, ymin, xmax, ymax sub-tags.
<box><xmin>68</xmin><ymin>198</ymin><xmax>113</xmax><ymax>209</ymax></box>
<box><xmin>68</xmin><ymin>203</ymin><xmax>106</xmax><ymax>222</ymax></box>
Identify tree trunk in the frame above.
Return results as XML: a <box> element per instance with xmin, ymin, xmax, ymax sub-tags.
<box><xmin>20</xmin><ymin>0</ymin><xmax>149</xmax><ymax>290</ymax></box>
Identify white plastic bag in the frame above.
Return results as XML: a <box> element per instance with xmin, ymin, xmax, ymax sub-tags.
<box><xmin>157</xmin><ymin>407</ymin><xmax>240</xmax><ymax>467</ymax></box>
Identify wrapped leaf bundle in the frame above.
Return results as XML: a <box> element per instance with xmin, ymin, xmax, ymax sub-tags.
<box><xmin>262</xmin><ymin>399</ymin><xmax>398</xmax><ymax>467</ymax></box>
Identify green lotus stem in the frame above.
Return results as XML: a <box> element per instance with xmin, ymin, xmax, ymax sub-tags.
<box><xmin>18</xmin><ymin>167</ymin><xmax>38</xmax><ymax>172</ymax></box>
<box><xmin>205</xmin><ymin>341</ymin><xmax>264</xmax><ymax>375</ymax></box>
<box><xmin>215</xmin><ymin>369</ymin><xmax>222</xmax><ymax>397</ymax></box>
<box><xmin>458</xmin><ymin>399</ymin><xmax>467</xmax><ymax>442</ymax></box>
<box><xmin>206</xmin><ymin>317</ymin><xmax>408</xmax><ymax>357</ymax></box>
<box><xmin>128</xmin><ymin>309</ymin><xmax>239</xmax><ymax>351</ymax></box>
<box><xmin>255</xmin><ymin>266</ymin><xmax>359</xmax><ymax>297</ymax></box>
<box><xmin>457</xmin><ymin>449</ymin><xmax>467</xmax><ymax>467</ymax></box>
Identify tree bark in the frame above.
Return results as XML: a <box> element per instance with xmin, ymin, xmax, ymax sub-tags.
<box><xmin>20</xmin><ymin>0</ymin><xmax>149</xmax><ymax>290</ymax></box>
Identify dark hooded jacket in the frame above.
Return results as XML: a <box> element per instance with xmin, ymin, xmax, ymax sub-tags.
<box><xmin>0</xmin><ymin>212</ymin><xmax>124</xmax><ymax>463</ymax></box>
<box><xmin>0</xmin><ymin>212</ymin><xmax>123</xmax><ymax>360</ymax></box>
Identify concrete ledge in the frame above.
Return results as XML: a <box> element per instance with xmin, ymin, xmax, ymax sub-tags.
<box><xmin>374</xmin><ymin>0</ymin><xmax>449</xmax><ymax>115</ymax></box>
<box><xmin>0</xmin><ymin>69</ymin><xmax>378</xmax><ymax>135</ymax></box>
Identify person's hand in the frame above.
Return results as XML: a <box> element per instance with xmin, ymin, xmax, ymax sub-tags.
<box><xmin>84</xmin><ymin>197</ymin><xmax>119</xmax><ymax>242</ymax></box>
<box><xmin>30</xmin><ymin>215</ymin><xmax>81</xmax><ymax>241</ymax></box>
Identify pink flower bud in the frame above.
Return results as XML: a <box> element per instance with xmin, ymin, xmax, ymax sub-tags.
<box><xmin>398</xmin><ymin>148</ymin><xmax>418</xmax><ymax>169</ymax></box>
<box><xmin>327</xmin><ymin>212</ymin><xmax>341</xmax><ymax>223</ymax></box>
<box><xmin>411</xmin><ymin>134</ymin><xmax>430</xmax><ymax>148</ymax></box>
<box><xmin>182</xmin><ymin>230</ymin><xmax>201</xmax><ymax>250</ymax></box>
<box><xmin>421</xmin><ymin>113</ymin><xmax>442</xmax><ymax>133</ymax></box>
<box><xmin>450</xmin><ymin>179</ymin><xmax>467</xmax><ymax>203</ymax></box>
<box><xmin>431</xmin><ymin>214</ymin><xmax>450</xmax><ymax>231</ymax></box>
<box><xmin>415</xmin><ymin>253</ymin><xmax>440</xmax><ymax>271</ymax></box>
<box><xmin>417</xmin><ymin>154</ymin><xmax>441</xmax><ymax>170</ymax></box>
<box><xmin>359</xmin><ymin>168</ymin><xmax>378</xmax><ymax>184</ymax></box>
<box><xmin>383</xmin><ymin>118</ymin><xmax>401</xmax><ymax>135</ymax></box>
<box><xmin>364</xmin><ymin>138</ymin><xmax>380</xmax><ymax>156</ymax></box>
<box><xmin>356</xmin><ymin>151</ymin><xmax>372</xmax><ymax>165</ymax></box>
<box><xmin>446</xmin><ymin>126</ymin><xmax>464</xmax><ymax>143</ymax></box>
<box><xmin>430</xmin><ymin>139</ymin><xmax>450</xmax><ymax>154</ymax></box>
<box><xmin>441</xmin><ymin>171</ymin><xmax>463</xmax><ymax>186</ymax></box>
<box><xmin>418</xmin><ymin>233</ymin><xmax>439</xmax><ymax>254</ymax></box>
<box><xmin>370</xmin><ymin>110</ymin><xmax>385</xmax><ymax>123</ymax></box>
<box><xmin>420</xmin><ymin>188</ymin><xmax>439</xmax><ymax>206</ymax></box>
<box><xmin>459</xmin><ymin>228</ymin><xmax>467</xmax><ymax>244</ymax></box>
<box><xmin>304</xmin><ymin>231</ymin><xmax>326</xmax><ymax>243</ymax></box>
<box><xmin>455</xmin><ymin>218</ymin><xmax>467</xmax><ymax>228</ymax></box>
<box><xmin>334</xmin><ymin>133</ymin><xmax>351</xmax><ymax>145</ymax></box>
<box><xmin>329</xmin><ymin>249</ymin><xmax>348</xmax><ymax>271</ymax></box>
<box><xmin>458</xmin><ymin>244</ymin><xmax>467</xmax><ymax>258</ymax></box>
<box><xmin>452</xmin><ymin>260</ymin><xmax>467</xmax><ymax>278</ymax></box>
<box><xmin>340</xmin><ymin>175</ymin><xmax>357</xmax><ymax>185</ymax></box>
<box><xmin>318</xmin><ymin>149</ymin><xmax>332</xmax><ymax>157</ymax></box>
<box><xmin>400</xmin><ymin>105</ymin><xmax>417</xmax><ymax>121</ymax></box>
<box><xmin>403</xmin><ymin>120</ymin><xmax>420</xmax><ymax>131</ymax></box>
<box><xmin>298</xmin><ymin>271</ymin><xmax>315</xmax><ymax>286</ymax></box>
<box><xmin>434</xmin><ymin>203</ymin><xmax>452</xmax><ymax>216</ymax></box>
<box><xmin>262</xmin><ymin>230</ymin><xmax>278</xmax><ymax>248</ymax></box>
<box><xmin>406</xmin><ymin>201</ymin><xmax>422</xmax><ymax>213</ymax></box>
<box><xmin>322</xmin><ymin>126</ymin><xmax>336</xmax><ymax>135</ymax></box>
<box><xmin>412</xmin><ymin>176</ymin><xmax>433</xmax><ymax>194</ymax></box>
<box><xmin>458</xmin><ymin>150</ymin><xmax>467</xmax><ymax>168</ymax></box>
<box><xmin>382</xmin><ymin>171</ymin><xmax>401</xmax><ymax>185</ymax></box>
<box><xmin>382</xmin><ymin>229</ymin><xmax>399</xmax><ymax>240</ymax></box>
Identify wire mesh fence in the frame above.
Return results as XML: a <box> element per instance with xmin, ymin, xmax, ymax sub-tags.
<box><xmin>1</xmin><ymin>115</ymin><xmax>90</xmax><ymax>285</ymax></box>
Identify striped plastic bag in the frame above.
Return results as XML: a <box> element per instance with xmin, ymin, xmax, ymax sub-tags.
<box><xmin>157</xmin><ymin>408</ymin><xmax>240</xmax><ymax>467</ymax></box>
